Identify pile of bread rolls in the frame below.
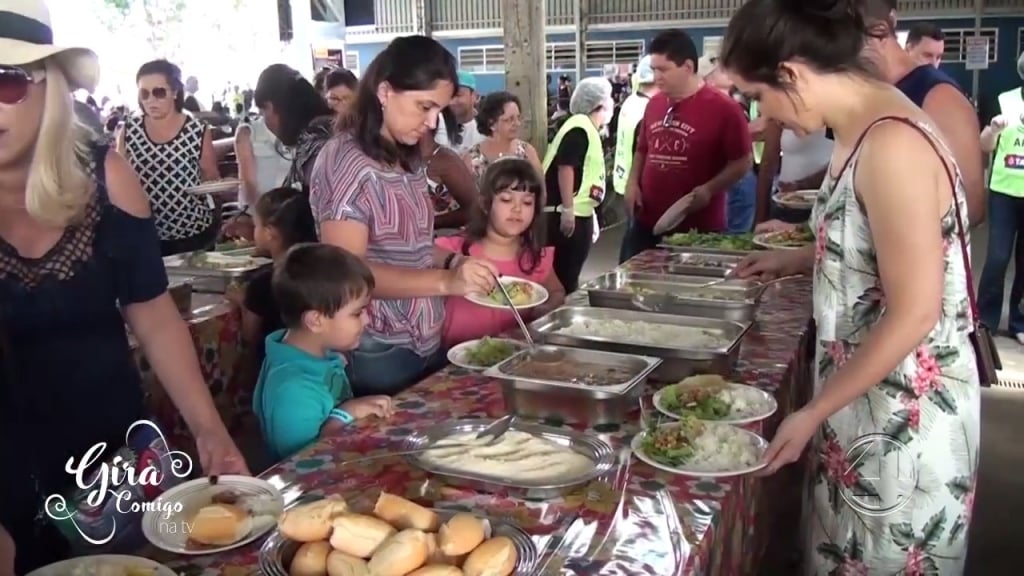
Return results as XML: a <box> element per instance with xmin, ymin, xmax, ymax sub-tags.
<box><xmin>279</xmin><ymin>492</ymin><xmax>518</xmax><ymax>576</ymax></box>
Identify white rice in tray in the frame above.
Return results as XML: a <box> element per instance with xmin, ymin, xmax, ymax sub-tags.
<box><xmin>555</xmin><ymin>318</ymin><xmax>728</xmax><ymax>348</ymax></box>
<box><xmin>686</xmin><ymin>424</ymin><xmax>762</xmax><ymax>471</ymax></box>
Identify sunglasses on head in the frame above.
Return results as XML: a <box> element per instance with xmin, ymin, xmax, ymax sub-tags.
<box><xmin>0</xmin><ymin>65</ymin><xmax>42</xmax><ymax>106</ymax></box>
<box><xmin>139</xmin><ymin>87</ymin><xmax>170</xmax><ymax>101</ymax></box>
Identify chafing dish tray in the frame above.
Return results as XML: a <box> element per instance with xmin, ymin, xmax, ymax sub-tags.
<box><xmin>402</xmin><ymin>418</ymin><xmax>616</xmax><ymax>500</ymax></box>
<box><xmin>662</xmin><ymin>251</ymin><xmax>746</xmax><ymax>277</ymax></box>
<box><xmin>656</xmin><ymin>243</ymin><xmax>755</xmax><ymax>257</ymax></box>
<box><xmin>482</xmin><ymin>345</ymin><xmax>660</xmax><ymax>395</ymax></box>
<box><xmin>162</xmin><ymin>251</ymin><xmax>271</xmax><ymax>279</ymax></box>
<box><xmin>581</xmin><ymin>270</ymin><xmax>761</xmax><ymax>322</ymax></box>
<box><xmin>530</xmin><ymin>306</ymin><xmax>751</xmax><ymax>382</ymax></box>
<box><xmin>260</xmin><ymin>502</ymin><xmax>539</xmax><ymax>575</ymax></box>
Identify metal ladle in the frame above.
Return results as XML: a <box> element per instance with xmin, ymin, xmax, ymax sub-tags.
<box><xmin>491</xmin><ymin>273</ymin><xmax>563</xmax><ymax>363</ymax></box>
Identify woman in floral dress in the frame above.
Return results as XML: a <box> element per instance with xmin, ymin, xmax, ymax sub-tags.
<box><xmin>720</xmin><ymin>0</ymin><xmax>980</xmax><ymax>574</ymax></box>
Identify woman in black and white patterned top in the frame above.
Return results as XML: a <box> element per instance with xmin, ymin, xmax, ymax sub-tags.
<box><xmin>117</xmin><ymin>59</ymin><xmax>220</xmax><ymax>255</ymax></box>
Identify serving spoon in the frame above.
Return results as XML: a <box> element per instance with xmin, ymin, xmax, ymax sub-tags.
<box><xmin>490</xmin><ymin>272</ymin><xmax>563</xmax><ymax>363</ymax></box>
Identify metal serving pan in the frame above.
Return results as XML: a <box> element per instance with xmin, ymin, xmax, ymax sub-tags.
<box><xmin>259</xmin><ymin>504</ymin><xmax>540</xmax><ymax>575</ymax></box>
<box><xmin>530</xmin><ymin>306</ymin><xmax>751</xmax><ymax>382</ymax></box>
<box><xmin>163</xmin><ymin>252</ymin><xmax>271</xmax><ymax>280</ymax></box>
<box><xmin>403</xmin><ymin>418</ymin><xmax>616</xmax><ymax>500</ymax></box>
<box><xmin>661</xmin><ymin>251</ymin><xmax>746</xmax><ymax>277</ymax></box>
<box><xmin>482</xmin><ymin>345</ymin><xmax>660</xmax><ymax>396</ymax></box>
<box><xmin>580</xmin><ymin>271</ymin><xmax>761</xmax><ymax>323</ymax></box>
<box><xmin>656</xmin><ymin>243</ymin><xmax>756</xmax><ymax>257</ymax></box>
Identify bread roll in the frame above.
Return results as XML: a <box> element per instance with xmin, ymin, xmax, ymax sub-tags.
<box><xmin>461</xmin><ymin>537</ymin><xmax>516</xmax><ymax>576</ymax></box>
<box><xmin>373</xmin><ymin>492</ymin><xmax>439</xmax><ymax>531</ymax></box>
<box><xmin>326</xmin><ymin>550</ymin><xmax>369</xmax><ymax>576</ymax></box>
<box><xmin>438</xmin><ymin>514</ymin><xmax>486</xmax><ymax>556</ymax></box>
<box><xmin>329</xmin><ymin>514</ymin><xmax>396</xmax><ymax>558</ymax></box>
<box><xmin>280</xmin><ymin>497</ymin><xmax>350</xmax><ymax>542</ymax></box>
<box><xmin>407</xmin><ymin>567</ymin><xmax>463</xmax><ymax>576</ymax></box>
<box><xmin>367</xmin><ymin>529</ymin><xmax>430</xmax><ymax>576</ymax></box>
<box><xmin>188</xmin><ymin>503</ymin><xmax>252</xmax><ymax>546</ymax></box>
<box><xmin>290</xmin><ymin>541</ymin><xmax>331</xmax><ymax>576</ymax></box>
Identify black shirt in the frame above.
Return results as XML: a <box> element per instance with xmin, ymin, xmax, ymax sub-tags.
<box><xmin>544</xmin><ymin>127</ymin><xmax>588</xmax><ymax>209</ymax></box>
<box><xmin>243</xmin><ymin>267</ymin><xmax>283</xmax><ymax>356</ymax></box>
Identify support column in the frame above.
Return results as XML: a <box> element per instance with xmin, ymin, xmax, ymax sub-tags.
<box><xmin>574</xmin><ymin>0</ymin><xmax>588</xmax><ymax>81</ymax></box>
<box><xmin>417</xmin><ymin>0</ymin><xmax>433</xmax><ymax>36</ymax></box>
<box><xmin>502</xmin><ymin>0</ymin><xmax>548</xmax><ymax>155</ymax></box>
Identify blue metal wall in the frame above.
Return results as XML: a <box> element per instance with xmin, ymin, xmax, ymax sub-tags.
<box><xmin>341</xmin><ymin>16</ymin><xmax>1024</xmax><ymax>100</ymax></box>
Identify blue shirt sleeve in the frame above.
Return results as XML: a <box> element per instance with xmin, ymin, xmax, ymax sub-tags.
<box><xmin>258</xmin><ymin>365</ymin><xmax>334</xmax><ymax>459</ymax></box>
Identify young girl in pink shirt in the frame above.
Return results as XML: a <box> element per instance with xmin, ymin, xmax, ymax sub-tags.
<box><xmin>436</xmin><ymin>158</ymin><xmax>566</xmax><ymax>347</ymax></box>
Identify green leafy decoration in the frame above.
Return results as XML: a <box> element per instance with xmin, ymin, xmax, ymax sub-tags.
<box><xmin>878</xmin><ymin>373</ymin><xmax>913</xmax><ymax>400</ymax></box>
<box><xmin>890</xmin><ymin>521</ymin><xmax>915</xmax><ymax>549</ymax></box>
<box><xmin>882</xmin><ymin>409</ymin><xmax>913</xmax><ymax>446</ymax></box>
<box><xmin>920</xmin><ymin>556</ymin><xmax>939</xmax><ymax>573</ymax></box>
<box><xmin>931</xmin><ymin>345</ymin><xmax>960</xmax><ymax>366</ymax></box>
<box><xmin>816</xmin><ymin>542</ymin><xmax>845</xmax><ymax>564</ymax></box>
<box><xmin>945</xmin><ymin>475</ymin><xmax>971</xmax><ymax>499</ymax></box>
<box><xmin>845</xmin><ymin>526</ymin><xmax>864</xmax><ymax>561</ymax></box>
<box><xmin>927</xmin><ymin>386</ymin><xmax>958</xmax><ymax>415</ymax></box>
<box><xmin>948</xmin><ymin>516</ymin><xmax>967</xmax><ymax>546</ymax></box>
<box><xmin>917</xmin><ymin>509</ymin><xmax>947</xmax><ymax>550</ymax></box>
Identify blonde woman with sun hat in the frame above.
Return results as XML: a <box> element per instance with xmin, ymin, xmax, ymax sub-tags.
<box><xmin>0</xmin><ymin>1</ymin><xmax>247</xmax><ymax>571</ymax></box>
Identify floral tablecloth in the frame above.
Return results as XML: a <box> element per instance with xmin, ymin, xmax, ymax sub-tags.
<box><xmin>156</xmin><ymin>249</ymin><xmax>814</xmax><ymax>575</ymax></box>
<box><xmin>132</xmin><ymin>294</ymin><xmax>252</xmax><ymax>453</ymax></box>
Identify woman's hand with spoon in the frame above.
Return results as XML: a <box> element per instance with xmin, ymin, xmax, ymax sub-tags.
<box><xmin>444</xmin><ymin>257</ymin><xmax>499</xmax><ymax>296</ymax></box>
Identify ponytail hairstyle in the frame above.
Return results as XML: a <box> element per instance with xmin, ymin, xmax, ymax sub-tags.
<box><xmin>254</xmin><ymin>64</ymin><xmax>333</xmax><ymax>147</ymax></box>
<box><xmin>253</xmin><ymin>187</ymin><xmax>319</xmax><ymax>250</ymax></box>
<box><xmin>720</xmin><ymin>0</ymin><xmax>883</xmax><ymax>92</ymax></box>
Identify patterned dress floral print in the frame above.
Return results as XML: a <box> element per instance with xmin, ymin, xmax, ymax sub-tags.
<box><xmin>806</xmin><ymin>119</ymin><xmax>980</xmax><ymax>575</ymax></box>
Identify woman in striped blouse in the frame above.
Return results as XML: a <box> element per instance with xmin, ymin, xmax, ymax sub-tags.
<box><xmin>310</xmin><ymin>36</ymin><xmax>498</xmax><ymax>395</ymax></box>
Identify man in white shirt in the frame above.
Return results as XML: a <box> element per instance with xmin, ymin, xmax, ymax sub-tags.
<box><xmin>435</xmin><ymin>70</ymin><xmax>483</xmax><ymax>154</ymax></box>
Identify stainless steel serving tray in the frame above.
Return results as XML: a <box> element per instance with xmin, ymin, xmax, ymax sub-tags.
<box><xmin>403</xmin><ymin>418</ymin><xmax>616</xmax><ymax>500</ymax></box>
<box><xmin>162</xmin><ymin>252</ymin><xmax>271</xmax><ymax>280</ymax></box>
<box><xmin>662</xmin><ymin>251</ymin><xmax>746</xmax><ymax>277</ymax></box>
<box><xmin>530</xmin><ymin>306</ymin><xmax>751</xmax><ymax>382</ymax></box>
<box><xmin>482</xmin><ymin>345</ymin><xmax>660</xmax><ymax>396</ymax></box>
<box><xmin>580</xmin><ymin>271</ymin><xmax>761</xmax><ymax>323</ymax></box>
<box><xmin>656</xmin><ymin>244</ymin><xmax>756</xmax><ymax>257</ymax></box>
<box><xmin>259</xmin><ymin>504</ymin><xmax>540</xmax><ymax>575</ymax></box>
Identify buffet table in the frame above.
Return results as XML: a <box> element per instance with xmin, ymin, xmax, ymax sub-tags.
<box><xmin>156</xmin><ymin>249</ymin><xmax>814</xmax><ymax>575</ymax></box>
<box><xmin>132</xmin><ymin>293</ymin><xmax>251</xmax><ymax>452</ymax></box>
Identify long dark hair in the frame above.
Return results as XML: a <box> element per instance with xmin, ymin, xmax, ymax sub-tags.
<box><xmin>136</xmin><ymin>59</ymin><xmax>185</xmax><ymax>113</ymax></box>
<box><xmin>720</xmin><ymin>0</ymin><xmax>882</xmax><ymax>92</ymax></box>
<box><xmin>254</xmin><ymin>64</ymin><xmax>333</xmax><ymax>147</ymax></box>
<box><xmin>461</xmin><ymin>158</ymin><xmax>545</xmax><ymax>274</ymax></box>
<box><xmin>440</xmin><ymin>107</ymin><xmax>462</xmax><ymax>147</ymax></box>
<box><xmin>254</xmin><ymin>187</ymin><xmax>318</xmax><ymax>250</ymax></box>
<box><xmin>340</xmin><ymin>35</ymin><xmax>458</xmax><ymax>172</ymax></box>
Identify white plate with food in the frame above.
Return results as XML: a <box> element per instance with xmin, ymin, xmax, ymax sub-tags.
<box><xmin>465</xmin><ymin>276</ymin><xmax>549</xmax><ymax>310</ymax></box>
<box><xmin>142</xmin><ymin>475</ymin><xmax>285</xmax><ymax>555</ymax></box>
<box><xmin>184</xmin><ymin>179</ymin><xmax>241</xmax><ymax>195</ymax></box>
<box><xmin>752</xmin><ymin>229</ymin><xmax>814</xmax><ymax>250</ymax></box>
<box><xmin>447</xmin><ymin>337</ymin><xmax>526</xmax><ymax>370</ymax></box>
<box><xmin>653</xmin><ymin>374</ymin><xmax>778</xmax><ymax>424</ymax></box>
<box><xmin>772</xmin><ymin>189</ymin><xmax>817</xmax><ymax>210</ymax></box>
<box><xmin>631</xmin><ymin>417</ymin><xmax>768</xmax><ymax>478</ymax></box>
<box><xmin>26</xmin><ymin>555</ymin><xmax>176</xmax><ymax>576</ymax></box>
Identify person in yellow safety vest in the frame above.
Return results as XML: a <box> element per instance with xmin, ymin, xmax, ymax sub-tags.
<box><xmin>542</xmin><ymin>77</ymin><xmax>615</xmax><ymax>293</ymax></box>
<box><xmin>977</xmin><ymin>51</ymin><xmax>1024</xmax><ymax>342</ymax></box>
<box><xmin>612</xmin><ymin>55</ymin><xmax>657</xmax><ymax>223</ymax></box>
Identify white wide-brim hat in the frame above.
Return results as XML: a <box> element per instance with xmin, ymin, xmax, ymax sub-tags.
<box><xmin>0</xmin><ymin>0</ymin><xmax>99</xmax><ymax>92</ymax></box>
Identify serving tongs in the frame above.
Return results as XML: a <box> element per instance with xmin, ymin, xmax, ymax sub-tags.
<box><xmin>490</xmin><ymin>271</ymin><xmax>563</xmax><ymax>364</ymax></box>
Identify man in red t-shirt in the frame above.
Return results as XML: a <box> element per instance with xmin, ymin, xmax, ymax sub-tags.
<box><xmin>619</xmin><ymin>29</ymin><xmax>753</xmax><ymax>262</ymax></box>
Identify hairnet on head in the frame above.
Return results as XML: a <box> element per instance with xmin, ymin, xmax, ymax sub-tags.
<box><xmin>569</xmin><ymin>77</ymin><xmax>613</xmax><ymax>115</ymax></box>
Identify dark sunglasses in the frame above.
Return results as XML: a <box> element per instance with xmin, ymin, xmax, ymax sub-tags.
<box><xmin>139</xmin><ymin>87</ymin><xmax>170</xmax><ymax>101</ymax></box>
<box><xmin>0</xmin><ymin>66</ymin><xmax>36</xmax><ymax>106</ymax></box>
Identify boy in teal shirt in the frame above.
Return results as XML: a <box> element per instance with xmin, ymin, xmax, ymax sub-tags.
<box><xmin>253</xmin><ymin>244</ymin><xmax>394</xmax><ymax>461</ymax></box>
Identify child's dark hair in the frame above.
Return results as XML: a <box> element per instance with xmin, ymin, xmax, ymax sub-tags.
<box><xmin>272</xmin><ymin>243</ymin><xmax>375</xmax><ymax>328</ymax></box>
<box><xmin>462</xmin><ymin>158</ymin><xmax>545</xmax><ymax>274</ymax></box>
<box><xmin>254</xmin><ymin>187</ymin><xmax>319</xmax><ymax>249</ymax></box>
